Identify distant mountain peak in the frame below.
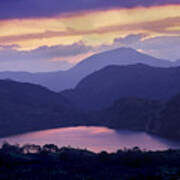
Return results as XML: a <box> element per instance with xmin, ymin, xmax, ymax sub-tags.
<box><xmin>0</xmin><ymin>47</ymin><xmax>174</xmax><ymax>92</ymax></box>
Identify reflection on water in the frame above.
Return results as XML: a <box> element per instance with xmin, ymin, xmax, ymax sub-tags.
<box><xmin>0</xmin><ymin>126</ymin><xmax>180</xmax><ymax>152</ymax></box>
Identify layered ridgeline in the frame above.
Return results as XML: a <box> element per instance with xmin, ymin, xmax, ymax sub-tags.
<box><xmin>0</xmin><ymin>79</ymin><xmax>180</xmax><ymax>140</ymax></box>
<box><xmin>0</xmin><ymin>80</ymin><xmax>80</xmax><ymax>137</ymax></box>
<box><xmin>62</xmin><ymin>64</ymin><xmax>180</xmax><ymax>111</ymax></box>
<box><xmin>0</xmin><ymin>48</ymin><xmax>175</xmax><ymax>92</ymax></box>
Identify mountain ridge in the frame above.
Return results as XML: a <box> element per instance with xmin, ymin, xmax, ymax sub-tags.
<box><xmin>62</xmin><ymin>64</ymin><xmax>180</xmax><ymax>111</ymax></box>
<box><xmin>0</xmin><ymin>78</ymin><xmax>180</xmax><ymax>140</ymax></box>
<box><xmin>0</xmin><ymin>47</ymin><xmax>176</xmax><ymax>92</ymax></box>
<box><xmin>0</xmin><ymin>79</ymin><xmax>79</xmax><ymax>137</ymax></box>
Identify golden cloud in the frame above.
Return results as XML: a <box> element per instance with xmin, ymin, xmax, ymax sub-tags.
<box><xmin>0</xmin><ymin>5</ymin><xmax>180</xmax><ymax>50</ymax></box>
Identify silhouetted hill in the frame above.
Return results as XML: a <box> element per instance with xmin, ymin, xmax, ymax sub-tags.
<box><xmin>97</xmin><ymin>98</ymin><xmax>162</xmax><ymax>131</ymax></box>
<box><xmin>83</xmin><ymin>94</ymin><xmax>180</xmax><ymax>140</ymax></box>
<box><xmin>0</xmin><ymin>48</ymin><xmax>173</xmax><ymax>91</ymax></box>
<box><xmin>155</xmin><ymin>94</ymin><xmax>180</xmax><ymax>140</ymax></box>
<box><xmin>0</xmin><ymin>80</ymin><xmax>79</xmax><ymax>137</ymax></box>
<box><xmin>1</xmin><ymin>79</ymin><xmax>180</xmax><ymax>141</ymax></box>
<box><xmin>0</xmin><ymin>70</ymin><xmax>66</xmax><ymax>92</ymax></box>
<box><xmin>0</xmin><ymin>79</ymin><xmax>68</xmax><ymax>106</ymax></box>
<box><xmin>62</xmin><ymin>64</ymin><xmax>180</xmax><ymax>111</ymax></box>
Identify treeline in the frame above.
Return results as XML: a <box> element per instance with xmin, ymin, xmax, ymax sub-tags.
<box><xmin>0</xmin><ymin>143</ymin><xmax>180</xmax><ymax>179</ymax></box>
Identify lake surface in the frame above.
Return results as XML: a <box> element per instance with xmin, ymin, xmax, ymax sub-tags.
<box><xmin>0</xmin><ymin>126</ymin><xmax>180</xmax><ymax>152</ymax></box>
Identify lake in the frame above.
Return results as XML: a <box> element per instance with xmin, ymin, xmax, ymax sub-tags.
<box><xmin>0</xmin><ymin>126</ymin><xmax>180</xmax><ymax>152</ymax></box>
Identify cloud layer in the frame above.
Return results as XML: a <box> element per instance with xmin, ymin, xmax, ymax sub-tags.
<box><xmin>1</xmin><ymin>34</ymin><xmax>180</xmax><ymax>72</ymax></box>
<box><xmin>0</xmin><ymin>42</ymin><xmax>95</xmax><ymax>72</ymax></box>
<box><xmin>0</xmin><ymin>1</ymin><xmax>180</xmax><ymax>71</ymax></box>
<box><xmin>0</xmin><ymin>0</ymin><xmax>180</xmax><ymax>19</ymax></box>
<box><xmin>114</xmin><ymin>35</ymin><xmax>180</xmax><ymax>60</ymax></box>
<box><xmin>1</xmin><ymin>5</ymin><xmax>180</xmax><ymax>50</ymax></box>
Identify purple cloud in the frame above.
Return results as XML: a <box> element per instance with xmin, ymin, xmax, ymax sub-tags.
<box><xmin>0</xmin><ymin>0</ymin><xmax>180</xmax><ymax>19</ymax></box>
<box><xmin>0</xmin><ymin>42</ymin><xmax>94</xmax><ymax>72</ymax></box>
<box><xmin>1</xmin><ymin>35</ymin><xmax>180</xmax><ymax>72</ymax></box>
<box><xmin>114</xmin><ymin>34</ymin><xmax>147</xmax><ymax>45</ymax></box>
<box><xmin>0</xmin><ymin>42</ymin><xmax>93</xmax><ymax>61</ymax></box>
<box><xmin>113</xmin><ymin>34</ymin><xmax>180</xmax><ymax>60</ymax></box>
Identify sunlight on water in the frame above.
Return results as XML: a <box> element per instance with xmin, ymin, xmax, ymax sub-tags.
<box><xmin>0</xmin><ymin>126</ymin><xmax>180</xmax><ymax>152</ymax></box>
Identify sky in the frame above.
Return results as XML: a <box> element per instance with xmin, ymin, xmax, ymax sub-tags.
<box><xmin>0</xmin><ymin>0</ymin><xmax>180</xmax><ymax>72</ymax></box>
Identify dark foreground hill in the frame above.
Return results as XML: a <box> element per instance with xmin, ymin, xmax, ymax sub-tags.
<box><xmin>85</xmin><ymin>98</ymin><xmax>162</xmax><ymax>131</ymax></box>
<box><xmin>0</xmin><ymin>48</ymin><xmax>173</xmax><ymax>91</ymax></box>
<box><xmin>62</xmin><ymin>64</ymin><xmax>180</xmax><ymax>111</ymax></box>
<box><xmin>0</xmin><ymin>79</ymin><xmax>180</xmax><ymax>141</ymax></box>
<box><xmin>0</xmin><ymin>143</ymin><xmax>180</xmax><ymax>180</ymax></box>
<box><xmin>0</xmin><ymin>80</ymin><xmax>80</xmax><ymax>137</ymax></box>
<box><xmin>155</xmin><ymin>94</ymin><xmax>180</xmax><ymax>140</ymax></box>
<box><xmin>83</xmin><ymin>94</ymin><xmax>180</xmax><ymax>141</ymax></box>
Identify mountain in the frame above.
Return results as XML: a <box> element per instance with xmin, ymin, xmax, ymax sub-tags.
<box><xmin>0</xmin><ymin>80</ymin><xmax>79</xmax><ymax>137</ymax></box>
<box><xmin>83</xmin><ymin>94</ymin><xmax>180</xmax><ymax>140</ymax></box>
<box><xmin>62</xmin><ymin>64</ymin><xmax>180</xmax><ymax>111</ymax></box>
<box><xmin>1</xmin><ymin>79</ymin><xmax>180</xmax><ymax>141</ymax></box>
<box><xmin>0</xmin><ymin>48</ymin><xmax>173</xmax><ymax>92</ymax></box>
<box><xmin>0</xmin><ymin>70</ymin><xmax>66</xmax><ymax>92</ymax></box>
<box><xmin>155</xmin><ymin>94</ymin><xmax>180</xmax><ymax>140</ymax></box>
<box><xmin>84</xmin><ymin>97</ymin><xmax>162</xmax><ymax>130</ymax></box>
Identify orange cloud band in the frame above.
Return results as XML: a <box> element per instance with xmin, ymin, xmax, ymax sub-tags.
<box><xmin>0</xmin><ymin>5</ymin><xmax>180</xmax><ymax>50</ymax></box>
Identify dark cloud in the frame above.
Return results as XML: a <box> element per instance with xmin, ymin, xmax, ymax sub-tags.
<box><xmin>0</xmin><ymin>0</ymin><xmax>180</xmax><ymax>19</ymax></box>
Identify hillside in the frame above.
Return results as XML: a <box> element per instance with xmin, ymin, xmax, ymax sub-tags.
<box><xmin>96</xmin><ymin>98</ymin><xmax>162</xmax><ymax>131</ymax></box>
<box><xmin>0</xmin><ymin>48</ymin><xmax>173</xmax><ymax>91</ymax></box>
<box><xmin>62</xmin><ymin>64</ymin><xmax>180</xmax><ymax>111</ymax></box>
<box><xmin>155</xmin><ymin>94</ymin><xmax>180</xmax><ymax>140</ymax></box>
<box><xmin>0</xmin><ymin>80</ymin><xmax>79</xmax><ymax>137</ymax></box>
<box><xmin>82</xmin><ymin>94</ymin><xmax>180</xmax><ymax>140</ymax></box>
<box><xmin>0</xmin><ymin>79</ymin><xmax>180</xmax><ymax>141</ymax></box>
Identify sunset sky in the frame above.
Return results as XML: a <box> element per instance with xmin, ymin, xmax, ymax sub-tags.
<box><xmin>0</xmin><ymin>0</ymin><xmax>180</xmax><ymax>72</ymax></box>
